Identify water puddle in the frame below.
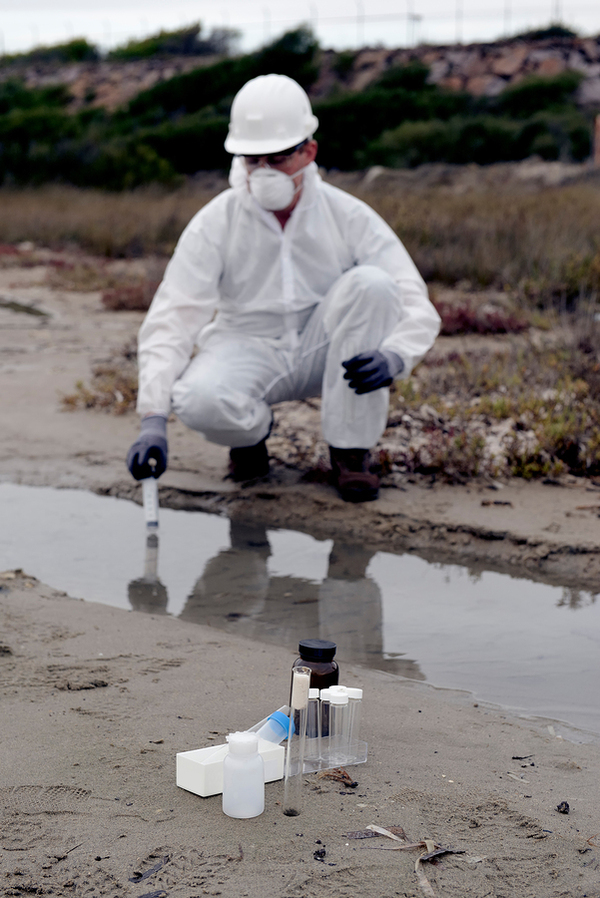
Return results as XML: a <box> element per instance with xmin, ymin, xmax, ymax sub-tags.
<box><xmin>1</xmin><ymin>482</ymin><xmax>598</xmax><ymax>740</ymax></box>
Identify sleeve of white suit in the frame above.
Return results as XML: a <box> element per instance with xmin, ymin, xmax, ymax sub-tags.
<box><xmin>136</xmin><ymin>200</ymin><xmax>226</xmax><ymax>417</ymax></box>
<box><xmin>344</xmin><ymin>200</ymin><xmax>441</xmax><ymax>376</ymax></box>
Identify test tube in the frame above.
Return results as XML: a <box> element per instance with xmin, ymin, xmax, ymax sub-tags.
<box><xmin>320</xmin><ymin>687</ymin><xmax>331</xmax><ymax>753</ymax></box>
<box><xmin>305</xmin><ymin>688</ymin><xmax>320</xmax><ymax>762</ymax></box>
<box><xmin>328</xmin><ymin>689</ymin><xmax>349</xmax><ymax>766</ymax></box>
<box><xmin>346</xmin><ymin>687</ymin><xmax>363</xmax><ymax>763</ymax></box>
<box><xmin>283</xmin><ymin>666</ymin><xmax>311</xmax><ymax>816</ymax></box>
<box><xmin>142</xmin><ymin>476</ymin><xmax>159</xmax><ymax>530</ymax></box>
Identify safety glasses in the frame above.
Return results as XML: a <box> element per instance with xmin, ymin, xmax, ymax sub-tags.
<box><xmin>243</xmin><ymin>140</ymin><xmax>308</xmax><ymax>168</ymax></box>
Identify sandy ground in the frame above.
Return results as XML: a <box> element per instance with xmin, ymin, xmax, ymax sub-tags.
<box><xmin>1</xmin><ymin>256</ymin><xmax>600</xmax><ymax>896</ymax></box>
<box><xmin>1</xmin><ymin>572</ymin><xmax>600</xmax><ymax>898</ymax></box>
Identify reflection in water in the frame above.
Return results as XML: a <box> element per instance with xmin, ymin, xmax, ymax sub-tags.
<box><xmin>127</xmin><ymin>533</ymin><xmax>168</xmax><ymax>613</ymax></box>
<box><xmin>128</xmin><ymin>520</ymin><xmax>424</xmax><ymax>679</ymax></box>
<box><xmin>557</xmin><ymin>587</ymin><xmax>598</xmax><ymax>609</ymax></box>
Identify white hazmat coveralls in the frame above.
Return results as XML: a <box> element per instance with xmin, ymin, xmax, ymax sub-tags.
<box><xmin>137</xmin><ymin>164</ymin><xmax>441</xmax><ymax>449</ymax></box>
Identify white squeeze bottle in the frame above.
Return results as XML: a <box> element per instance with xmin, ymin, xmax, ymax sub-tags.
<box><xmin>222</xmin><ymin>731</ymin><xmax>265</xmax><ymax>819</ymax></box>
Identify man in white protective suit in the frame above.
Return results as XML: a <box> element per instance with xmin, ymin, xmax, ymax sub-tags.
<box><xmin>127</xmin><ymin>73</ymin><xmax>441</xmax><ymax>502</ymax></box>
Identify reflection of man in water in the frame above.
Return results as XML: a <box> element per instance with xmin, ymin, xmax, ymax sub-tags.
<box><xmin>179</xmin><ymin>519</ymin><xmax>386</xmax><ymax>669</ymax></box>
<box><xmin>317</xmin><ymin>542</ymin><xmax>383</xmax><ymax>663</ymax></box>
<box><xmin>129</xmin><ymin>519</ymin><xmax>424</xmax><ymax>678</ymax></box>
<box><xmin>179</xmin><ymin>521</ymin><xmax>272</xmax><ymax>624</ymax></box>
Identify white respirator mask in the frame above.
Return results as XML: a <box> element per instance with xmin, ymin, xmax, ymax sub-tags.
<box><xmin>248</xmin><ymin>163</ymin><xmax>312</xmax><ymax>211</ymax></box>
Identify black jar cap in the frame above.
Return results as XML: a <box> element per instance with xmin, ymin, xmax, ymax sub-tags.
<box><xmin>298</xmin><ymin>638</ymin><xmax>337</xmax><ymax>661</ymax></box>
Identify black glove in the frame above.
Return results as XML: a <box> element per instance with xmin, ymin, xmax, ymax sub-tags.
<box><xmin>126</xmin><ymin>415</ymin><xmax>168</xmax><ymax>480</ymax></box>
<box><xmin>342</xmin><ymin>350</ymin><xmax>404</xmax><ymax>395</ymax></box>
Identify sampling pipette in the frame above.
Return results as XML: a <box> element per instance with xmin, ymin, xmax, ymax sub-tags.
<box><xmin>283</xmin><ymin>665</ymin><xmax>311</xmax><ymax>816</ymax></box>
<box><xmin>141</xmin><ymin>460</ymin><xmax>159</xmax><ymax>530</ymax></box>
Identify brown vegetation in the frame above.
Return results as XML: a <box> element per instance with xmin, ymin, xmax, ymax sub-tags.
<box><xmin>2</xmin><ymin>170</ymin><xmax>600</xmax><ymax>307</ymax></box>
<box><xmin>0</xmin><ymin>179</ymin><xmax>225</xmax><ymax>257</ymax></box>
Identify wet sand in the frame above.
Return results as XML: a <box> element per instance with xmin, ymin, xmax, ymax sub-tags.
<box><xmin>1</xmin><ymin>570</ymin><xmax>599</xmax><ymax>898</ymax></box>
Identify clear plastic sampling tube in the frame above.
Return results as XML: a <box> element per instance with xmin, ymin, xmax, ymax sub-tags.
<box><xmin>142</xmin><ymin>477</ymin><xmax>159</xmax><ymax>530</ymax></box>
<box><xmin>320</xmin><ymin>688</ymin><xmax>331</xmax><ymax>749</ymax></box>
<box><xmin>305</xmin><ymin>688</ymin><xmax>320</xmax><ymax>761</ymax></box>
<box><xmin>283</xmin><ymin>666</ymin><xmax>311</xmax><ymax>816</ymax></box>
<box><xmin>328</xmin><ymin>690</ymin><xmax>349</xmax><ymax>766</ymax></box>
<box><xmin>346</xmin><ymin>688</ymin><xmax>363</xmax><ymax>762</ymax></box>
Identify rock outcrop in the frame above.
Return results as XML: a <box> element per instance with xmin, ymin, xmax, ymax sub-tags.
<box><xmin>0</xmin><ymin>55</ymin><xmax>220</xmax><ymax>111</ymax></box>
<box><xmin>316</xmin><ymin>36</ymin><xmax>600</xmax><ymax>106</ymax></box>
<box><xmin>1</xmin><ymin>34</ymin><xmax>600</xmax><ymax>112</ymax></box>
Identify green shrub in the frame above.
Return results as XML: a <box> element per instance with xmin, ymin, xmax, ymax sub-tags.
<box><xmin>366</xmin><ymin>107</ymin><xmax>591</xmax><ymax>168</ymax></box>
<box><xmin>141</xmin><ymin>113</ymin><xmax>230</xmax><ymax>172</ymax></box>
<box><xmin>314</xmin><ymin>85</ymin><xmax>470</xmax><ymax>170</ymax></box>
<box><xmin>107</xmin><ymin>23</ymin><xmax>238</xmax><ymax>60</ymax></box>
<box><xmin>495</xmin><ymin>71</ymin><xmax>584</xmax><ymax>118</ymax></box>
<box><xmin>125</xmin><ymin>27</ymin><xmax>319</xmax><ymax>122</ymax></box>
<box><xmin>331</xmin><ymin>50</ymin><xmax>357</xmax><ymax>81</ymax></box>
<box><xmin>512</xmin><ymin>23</ymin><xmax>578</xmax><ymax>40</ymax></box>
<box><xmin>366</xmin><ymin>116</ymin><xmax>519</xmax><ymax>167</ymax></box>
<box><xmin>1</xmin><ymin>38</ymin><xmax>99</xmax><ymax>65</ymax></box>
<box><xmin>374</xmin><ymin>60</ymin><xmax>431</xmax><ymax>92</ymax></box>
<box><xmin>0</xmin><ymin>80</ymin><xmax>70</xmax><ymax>113</ymax></box>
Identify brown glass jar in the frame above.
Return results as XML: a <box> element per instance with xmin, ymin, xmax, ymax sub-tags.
<box><xmin>292</xmin><ymin>638</ymin><xmax>339</xmax><ymax>691</ymax></box>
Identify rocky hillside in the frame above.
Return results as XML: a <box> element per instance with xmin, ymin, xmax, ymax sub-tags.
<box><xmin>317</xmin><ymin>36</ymin><xmax>600</xmax><ymax>105</ymax></box>
<box><xmin>1</xmin><ymin>34</ymin><xmax>600</xmax><ymax>112</ymax></box>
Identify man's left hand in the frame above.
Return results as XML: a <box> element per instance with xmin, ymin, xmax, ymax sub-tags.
<box><xmin>342</xmin><ymin>350</ymin><xmax>404</xmax><ymax>395</ymax></box>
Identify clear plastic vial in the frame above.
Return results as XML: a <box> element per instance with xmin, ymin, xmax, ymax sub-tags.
<box><xmin>222</xmin><ymin>731</ymin><xmax>265</xmax><ymax>819</ymax></box>
<box><xmin>328</xmin><ymin>689</ymin><xmax>349</xmax><ymax>766</ymax></box>
<box><xmin>305</xmin><ymin>688</ymin><xmax>321</xmax><ymax>761</ymax></box>
<box><xmin>142</xmin><ymin>477</ymin><xmax>159</xmax><ymax>529</ymax></box>
<box><xmin>346</xmin><ymin>687</ymin><xmax>363</xmax><ymax>762</ymax></box>
<box><xmin>320</xmin><ymin>687</ymin><xmax>331</xmax><ymax>746</ymax></box>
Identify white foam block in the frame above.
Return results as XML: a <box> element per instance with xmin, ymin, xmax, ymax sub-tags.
<box><xmin>176</xmin><ymin>740</ymin><xmax>285</xmax><ymax>798</ymax></box>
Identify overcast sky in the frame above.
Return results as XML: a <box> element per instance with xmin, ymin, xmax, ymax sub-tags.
<box><xmin>1</xmin><ymin>0</ymin><xmax>598</xmax><ymax>56</ymax></box>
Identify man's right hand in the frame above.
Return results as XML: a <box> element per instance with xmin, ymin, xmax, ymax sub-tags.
<box><xmin>126</xmin><ymin>415</ymin><xmax>168</xmax><ymax>480</ymax></box>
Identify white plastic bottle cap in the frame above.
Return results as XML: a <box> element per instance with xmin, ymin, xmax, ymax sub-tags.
<box><xmin>330</xmin><ymin>691</ymin><xmax>349</xmax><ymax>705</ymax></box>
<box><xmin>226</xmin><ymin>731</ymin><xmax>259</xmax><ymax>755</ymax></box>
<box><xmin>347</xmin><ymin>688</ymin><xmax>363</xmax><ymax>699</ymax></box>
<box><xmin>320</xmin><ymin>688</ymin><xmax>331</xmax><ymax>701</ymax></box>
<box><xmin>329</xmin><ymin>685</ymin><xmax>348</xmax><ymax>698</ymax></box>
<box><xmin>308</xmin><ymin>688</ymin><xmax>320</xmax><ymax>700</ymax></box>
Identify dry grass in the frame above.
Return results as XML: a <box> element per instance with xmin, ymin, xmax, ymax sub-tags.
<box><xmin>352</xmin><ymin>178</ymin><xmax>600</xmax><ymax>304</ymax></box>
<box><xmin>1</xmin><ymin>172</ymin><xmax>600</xmax><ymax>309</ymax></box>
<box><xmin>0</xmin><ymin>178</ymin><xmax>226</xmax><ymax>257</ymax></box>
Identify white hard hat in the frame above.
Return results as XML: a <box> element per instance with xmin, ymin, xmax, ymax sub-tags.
<box><xmin>224</xmin><ymin>73</ymin><xmax>319</xmax><ymax>155</ymax></box>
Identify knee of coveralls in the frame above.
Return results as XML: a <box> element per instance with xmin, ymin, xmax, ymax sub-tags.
<box><xmin>321</xmin><ymin>265</ymin><xmax>403</xmax><ymax>340</ymax></box>
<box><xmin>319</xmin><ymin>266</ymin><xmax>402</xmax><ymax>450</ymax></box>
<box><xmin>171</xmin><ymin>363</ymin><xmax>272</xmax><ymax>448</ymax></box>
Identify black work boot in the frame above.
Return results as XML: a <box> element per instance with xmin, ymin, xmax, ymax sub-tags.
<box><xmin>329</xmin><ymin>447</ymin><xmax>380</xmax><ymax>503</ymax></box>
<box><xmin>229</xmin><ymin>438</ymin><xmax>270</xmax><ymax>482</ymax></box>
